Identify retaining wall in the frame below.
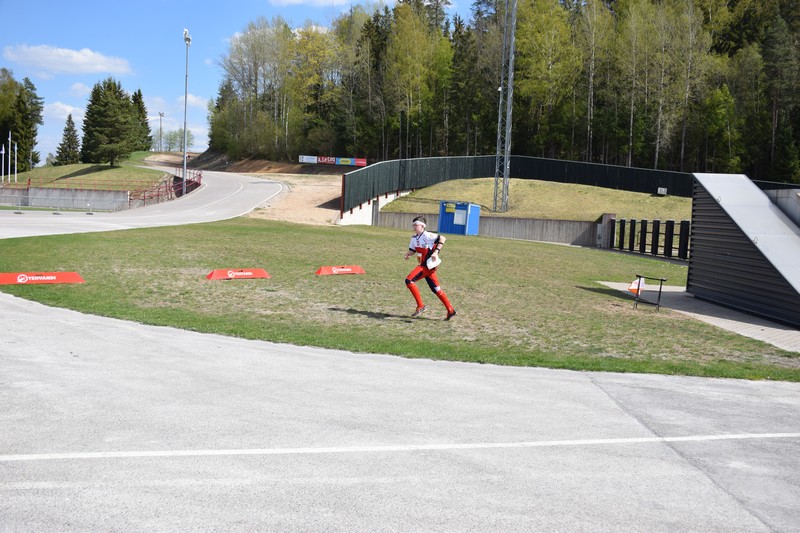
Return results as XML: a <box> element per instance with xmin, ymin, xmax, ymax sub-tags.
<box><xmin>0</xmin><ymin>187</ymin><xmax>129</xmax><ymax>211</ymax></box>
<box><xmin>376</xmin><ymin>211</ymin><xmax>600</xmax><ymax>247</ymax></box>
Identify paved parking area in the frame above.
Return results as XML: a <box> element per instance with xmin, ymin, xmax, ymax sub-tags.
<box><xmin>1</xmin><ymin>293</ymin><xmax>799</xmax><ymax>531</ymax></box>
<box><xmin>2</xmin><ymin>170</ymin><xmax>799</xmax><ymax>530</ymax></box>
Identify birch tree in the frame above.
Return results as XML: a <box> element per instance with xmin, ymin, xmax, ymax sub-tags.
<box><xmin>615</xmin><ymin>0</ymin><xmax>655</xmax><ymax>166</ymax></box>
<box><xmin>674</xmin><ymin>0</ymin><xmax>712</xmax><ymax>171</ymax></box>
<box><xmin>515</xmin><ymin>0</ymin><xmax>581</xmax><ymax>157</ymax></box>
<box><xmin>386</xmin><ymin>3</ymin><xmax>429</xmax><ymax>158</ymax></box>
<box><xmin>577</xmin><ymin>0</ymin><xmax>613</xmax><ymax>161</ymax></box>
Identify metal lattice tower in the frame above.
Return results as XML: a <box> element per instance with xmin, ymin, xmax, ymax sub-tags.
<box><xmin>493</xmin><ymin>0</ymin><xmax>518</xmax><ymax>213</ymax></box>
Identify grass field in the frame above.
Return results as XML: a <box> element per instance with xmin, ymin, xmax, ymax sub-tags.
<box><xmin>2</xmin><ymin>152</ymin><xmax>168</xmax><ymax>191</ymax></box>
<box><xmin>383</xmin><ymin>178</ymin><xmax>692</xmax><ymax>222</ymax></box>
<box><xmin>1</xmin><ymin>218</ymin><xmax>797</xmax><ymax>381</ymax></box>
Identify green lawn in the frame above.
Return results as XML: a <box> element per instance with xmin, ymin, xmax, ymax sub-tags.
<box><xmin>3</xmin><ymin>152</ymin><xmax>167</xmax><ymax>191</ymax></box>
<box><xmin>383</xmin><ymin>178</ymin><xmax>692</xmax><ymax>222</ymax></box>
<box><xmin>1</xmin><ymin>218</ymin><xmax>797</xmax><ymax>381</ymax></box>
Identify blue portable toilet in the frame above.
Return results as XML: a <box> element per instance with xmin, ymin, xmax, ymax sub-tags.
<box><xmin>438</xmin><ymin>201</ymin><xmax>480</xmax><ymax>235</ymax></box>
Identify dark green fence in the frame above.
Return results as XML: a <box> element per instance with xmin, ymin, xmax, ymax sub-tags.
<box><xmin>341</xmin><ymin>155</ymin><xmax>693</xmax><ymax>214</ymax></box>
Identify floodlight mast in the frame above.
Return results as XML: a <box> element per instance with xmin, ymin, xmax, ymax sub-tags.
<box><xmin>493</xmin><ymin>0</ymin><xmax>518</xmax><ymax>213</ymax></box>
<box><xmin>158</xmin><ymin>112</ymin><xmax>164</xmax><ymax>152</ymax></box>
<box><xmin>182</xmin><ymin>29</ymin><xmax>191</xmax><ymax>196</ymax></box>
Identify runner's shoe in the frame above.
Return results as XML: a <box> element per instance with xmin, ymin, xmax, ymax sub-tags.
<box><xmin>411</xmin><ymin>306</ymin><xmax>427</xmax><ymax>317</ymax></box>
<box><xmin>445</xmin><ymin>309</ymin><xmax>458</xmax><ymax>321</ymax></box>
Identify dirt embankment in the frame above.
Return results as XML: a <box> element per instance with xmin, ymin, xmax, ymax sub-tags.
<box><xmin>146</xmin><ymin>152</ymin><xmax>345</xmax><ymax>225</ymax></box>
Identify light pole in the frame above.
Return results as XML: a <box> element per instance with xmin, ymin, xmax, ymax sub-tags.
<box><xmin>159</xmin><ymin>112</ymin><xmax>164</xmax><ymax>152</ymax></box>
<box><xmin>182</xmin><ymin>28</ymin><xmax>191</xmax><ymax>196</ymax></box>
<box><xmin>1</xmin><ymin>145</ymin><xmax>5</xmax><ymax>184</ymax></box>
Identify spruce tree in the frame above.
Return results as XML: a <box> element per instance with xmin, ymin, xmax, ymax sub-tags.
<box><xmin>81</xmin><ymin>77</ymin><xmax>137</xmax><ymax>166</ymax></box>
<box><xmin>54</xmin><ymin>114</ymin><xmax>81</xmax><ymax>165</ymax></box>
<box><xmin>131</xmin><ymin>89</ymin><xmax>152</xmax><ymax>151</ymax></box>
<box><xmin>10</xmin><ymin>87</ymin><xmax>34</xmax><ymax>172</ymax></box>
<box><xmin>2</xmin><ymin>77</ymin><xmax>43</xmax><ymax>172</ymax></box>
<box><xmin>0</xmin><ymin>69</ymin><xmax>20</xmax><ymax>148</ymax></box>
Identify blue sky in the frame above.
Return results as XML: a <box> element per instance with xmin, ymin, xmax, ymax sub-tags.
<box><xmin>1</xmin><ymin>0</ymin><xmax>471</xmax><ymax>164</ymax></box>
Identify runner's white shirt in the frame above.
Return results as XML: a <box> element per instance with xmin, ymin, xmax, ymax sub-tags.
<box><xmin>409</xmin><ymin>231</ymin><xmax>439</xmax><ymax>265</ymax></box>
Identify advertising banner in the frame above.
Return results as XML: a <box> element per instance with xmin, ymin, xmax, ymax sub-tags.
<box><xmin>314</xmin><ymin>265</ymin><xmax>366</xmax><ymax>276</ymax></box>
<box><xmin>0</xmin><ymin>272</ymin><xmax>85</xmax><ymax>285</ymax></box>
<box><xmin>299</xmin><ymin>155</ymin><xmax>367</xmax><ymax>167</ymax></box>
<box><xmin>206</xmin><ymin>269</ymin><xmax>271</xmax><ymax>280</ymax></box>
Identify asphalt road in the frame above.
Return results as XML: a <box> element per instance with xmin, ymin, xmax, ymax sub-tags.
<box><xmin>0</xmin><ymin>167</ymin><xmax>284</xmax><ymax>239</ymax></box>
<box><xmin>1</xmin><ymin>170</ymin><xmax>799</xmax><ymax>531</ymax></box>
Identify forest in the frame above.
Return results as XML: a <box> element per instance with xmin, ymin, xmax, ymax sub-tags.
<box><xmin>208</xmin><ymin>0</ymin><xmax>799</xmax><ymax>183</ymax></box>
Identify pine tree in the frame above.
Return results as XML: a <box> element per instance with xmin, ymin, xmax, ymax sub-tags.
<box><xmin>10</xmin><ymin>87</ymin><xmax>34</xmax><ymax>172</ymax></box>
<box><xmin>81</xmin><ymin>77</ymin><xmax>137</xmax><ymax>166</ymax></box>
<box><xmin>54</xmin><ymin>114</ymin><xmax>81</xmax><ymax>166</ymax></box>
<box><xmin>131</xmin><ymin>89</ymin><xmax>152</xmax><ymax>151</ymax></box>
<box><xmin>2</xmin><ymin>77</ymin><xmax>44</xmax><ymax>172</ymax></box>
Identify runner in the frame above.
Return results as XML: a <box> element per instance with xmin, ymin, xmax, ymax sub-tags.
<box><xmin>403</xmin><ymin>216</ymin><xmax>457</xmax><ymax>320</ymax></box>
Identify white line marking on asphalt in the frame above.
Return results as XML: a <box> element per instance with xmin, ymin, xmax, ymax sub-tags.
<box><xmin>2</xmin><ymin>433</ymin><xmax>798</xmax><ymax>463</ymax></box>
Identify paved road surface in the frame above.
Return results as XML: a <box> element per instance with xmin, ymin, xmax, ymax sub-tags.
<box><xmin>0</xmin><ymin>167</ymin><xmax>284</xmax><ymax>239</ymax></box>
<box><xmin>1</xmin><ymin>169</ymin><xmax>799</xmax><ymax>531</ymax></box>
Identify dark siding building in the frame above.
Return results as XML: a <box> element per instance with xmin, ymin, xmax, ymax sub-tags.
<box><xmin>688</xmin><ymin>174</ymin><xmax>800</xmax><ymax>329</ymax></box>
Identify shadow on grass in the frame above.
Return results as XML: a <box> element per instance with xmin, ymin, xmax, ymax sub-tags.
<box><xmin>55</xmin><ymin>166</ymin><xmax>115</xmax><ymax>181</ymax></box>
<box><xmin>576</xmin><ymin>285</ymin><xmax>635</xmax><ymax>302</ymax></box>
<box><xmin>328</xmin><ymin>306</ymin><xmax>413</xmax><ymax>322</ymax></box>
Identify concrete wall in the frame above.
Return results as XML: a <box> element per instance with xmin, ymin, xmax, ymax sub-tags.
<box><xmin>340</xmin><ymin>190</ymin><xmax>603</xmax><ymax>247</ymax></box>
<box><xmin>338</xmin><ymin>191</ymin><xmax>409</xmax><ymax>226</ymax></box>
<box><xmin>0</xmin><ymin>187</ymin><xmax>129</xmax><ymax>211</ymax></box>
<box><xmin>376</xmin><ymin>211</ymin><xmax>600</xmax><ymax>247</ymax></box>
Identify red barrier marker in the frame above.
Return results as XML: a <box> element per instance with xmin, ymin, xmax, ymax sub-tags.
<box><xmin>206</xmin><ymin>268</ymin><xmax>271</xmax><ymax>280</ymax></box>
<box><xmin>0</xmin><ymin>272</ymin><xmax>85</xmax><ymax>285</ymax></box>
<box><xmin>314</xmin><ymin>265</ymin><xmax>366</xmax><ymax>276</ymax></box>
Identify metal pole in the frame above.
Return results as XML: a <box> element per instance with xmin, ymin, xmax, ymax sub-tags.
<box><xmin>159</xmin><ymin>112</ymin><xmax>164</xmax><ymax>152</ymax></box>
<box><xmin>1</xmin><ymin>145</ymin><xmax>5</xmax><ymax>183</ymax></box>
<box><xmin>14</xmin><ymin>142</ymin><xmax>18</xmax><ymax>183</ymax></box>
<box><xmin>492</xmin><ymin>0</ymin><xmax>517</xmax><ymax>213</ymax></box>
<box><xmin>492</xmin><ymin>0</ymin><xmax>510</xmax><ymax>212</ymax></box>
<box><xmin>182</xmin><ymin>29</ymin><xmax>191</xmax><ymax>196</ymax></box>
<box><xmin>501</xmin><ymin>0</ymin><xmax>518</xmax><ymax>213</ymax></box>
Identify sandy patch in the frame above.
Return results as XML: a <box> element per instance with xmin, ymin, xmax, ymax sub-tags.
<box><xmin>146</xmin><ymin>153</ymin><xmax>343</xmax><ymax>226</ymax></box>
<box><xmin>247</xmin><ymin>173</ymin><xmax>342</xmax><ymax>226</ymax></box>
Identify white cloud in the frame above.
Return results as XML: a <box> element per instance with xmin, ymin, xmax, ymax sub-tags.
<box><xmin>44</xmin><ymin>101</ymin><xmax>84</xmax><ymax>124</ymax></box>
<box><xmin>70</xmin><ymin>82</ymin><xmax>92</xmax><ymax>98</ymax></box>
<box><xmin>179</xmin><ymin>93</ymin><xmax>208</xmax><ymax>109</ymax></box>
<box><xmin>3</xmin><ymin>45</ymin><xmax>131</xmax><ymax>75</ymax></box>
<box><xmin>145</xmin><ymin>96</ymin><xmax>168</xmax><ymax>115</ymax></box>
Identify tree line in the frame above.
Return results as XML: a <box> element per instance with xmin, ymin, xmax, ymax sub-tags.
<box><xmin>208</xmin><ymin>0</ymin><xmax>799</xmax><ymax>183</ymax></box>
<box><xmin>0</xmin><ymin>69</ymin><xmax>44</xmax><ymax>172</ymax></box>
<box><xmin>1</xmin><ymin>71</ymin><xmax>193</xmax><ymax>169</ymax></box>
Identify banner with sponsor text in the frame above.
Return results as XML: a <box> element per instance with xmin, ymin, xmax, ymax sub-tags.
<box><xmin>0</xmin><ymin>272</ymin><xmax>85</xmax><ymax>285</ymax></box>
<box><xmin>299</xmin><ymin>155</ymin><xmax>367</xmax><ymax>167</ymax></box>
<box><xmin>206</xmin><ymin>269</ymin><xmax>271</xmax><ymax>280</ymax></box>
<box><xmin>314</xmin><ymin>265</ymin><xmax>366</xmax><ymax>276</ymax></box>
